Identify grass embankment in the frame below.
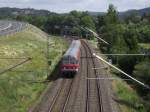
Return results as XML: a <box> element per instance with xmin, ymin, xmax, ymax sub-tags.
<box><xmin>89</xmin><ymin>39</ymin><xmax>146</xmax><ymax>112</ymax></box>
<box><xmin>0</xmin><ymin>24</ymin><xmax>68</xmax><ymax>112</ymax></box>
<box><xmin>111</xmin><ymin>72</ymin><xmax>146</xmax><ymax>112</ymax></box>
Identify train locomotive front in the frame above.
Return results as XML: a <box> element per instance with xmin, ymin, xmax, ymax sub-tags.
<box><xmin>61</xmin><ymin>40</ymin><xmax>81</xmax><ymax>75</ymax></box>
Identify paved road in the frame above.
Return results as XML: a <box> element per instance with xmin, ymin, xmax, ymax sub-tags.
<box><xmin>0</xmin><ymin>20</ymin><xmax>27</xmax><ymax>36</ymax></box>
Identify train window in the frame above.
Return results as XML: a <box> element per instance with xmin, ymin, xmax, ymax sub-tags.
<box><xmin>63</xmin><ymin>57</ymin><xmax>69</xmax><ymax>64</ymax></box>
<box><xmin>70</xmin><ymin>58</ymin><xmax>77</xmax><ymax>64</ymax></box>
<box><xmin>70</xmin><ymin>60</ymin><xmax>76</xmax><ymax>64</ymax></box>
<box><xmin>63</xmin><ymin>60</ymin><xmax>69</xmax><ymax>64</ymax></box>
<box><xmin>62</xmin><ymin>56</ymin><xmax>78</xmax><ymax>64</ymax></box>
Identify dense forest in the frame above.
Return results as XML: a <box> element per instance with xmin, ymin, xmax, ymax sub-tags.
<box><xmin>1</xmin><ymin>4</ymin><xmax>150</xmax><ymax>111</ymax></box>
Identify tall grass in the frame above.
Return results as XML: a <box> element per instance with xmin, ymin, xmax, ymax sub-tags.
<box><xmin>0</xmin><ymin>25</ymin><xmax>68</xmax><ymax>111</ymax></box>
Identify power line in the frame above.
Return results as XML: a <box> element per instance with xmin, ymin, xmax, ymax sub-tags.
<box><xmin>85</xmin><ymin>27</ymin><xmax>109</xmax><ymax>45</ymax></box>
<box><xmin>93</xmin><ymin>53</ymin><xmax>150</xmax><ymax>89</ymax></box>
<box><xmin>0</xmin><ymin>78</ymin><xmax>49</xmax><ymax>84</ymax></box>
<box><xmin>0</xmin><ymin>57</ymin><xmax>30</xmax><ymax>59</ymax></box>
<box><xmin>87</xmin><ymin>77</ymin><xmax>131</xmax><ymax>81</ymax></box>
<box><xmin>95</xmin><ymin>54</ymin><xmax>150</xmax><ymax>56</ymax></box>
<box><xmin>0</xmin><ymin>70</ymin><xmax>33</xmax><ymax>73</ymax></box>
<box><xmin>0</xmin><ymin>58</ymin><xmax>32</xmax><ymax>75</ymax></box>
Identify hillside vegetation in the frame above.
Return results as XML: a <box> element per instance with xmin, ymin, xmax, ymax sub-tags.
<box><xmin>0</xmin><ymin>24</ymin><xmax>68</xmax><ymax>112</ymax></box>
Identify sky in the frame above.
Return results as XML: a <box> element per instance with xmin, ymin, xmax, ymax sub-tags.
<box><xmin>0</xmin><ymin>0</ymin><xmax>149</xmax><ymax>13</ymax></box>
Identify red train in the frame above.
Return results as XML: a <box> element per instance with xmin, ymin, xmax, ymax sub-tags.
<box><xmin>61</xmin><ymin>40</ymin><xmax>81</xmax><ymax>75</ymax></box>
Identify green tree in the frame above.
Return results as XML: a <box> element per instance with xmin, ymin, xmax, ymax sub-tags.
<box><xmin>44</xmin><ymin>15</ymin><xmax>62</xmax><ymax>34</ymax></box>
<box><xmin>138</xmin><ymin>25</ymin><xmax>150</xmax><ymax>43</ymax></box>
<box><xmin>32</xmin><ymin>16</ymin><xmax>47</xmax><ymax>30</ymax></box>
<box><xmin>133</xmin><ymin>60</ymin><xmax>150</xmax><ymax>92</ymax></box>
<box><xmin>142</xmin><ymin>13</ymin><xmax>150</xmax><ymax>23</ymax></box>
<box><xmin>70</xmin><ymin>27</ymin><xmax>81</xmax><ymax>36</ymax></box>
<box><xmin>62</xmin><ymin>15</ymin><xmax>77</xmax><ymax>27</ymax></box>
<box><xmin>125</xmin><ymin>12</ymin><xmax>141</xmax><ymax>24</ymax></box>
<box><xmin>105</xmin><ymin>4</ymin><xmax>119</xmax><ymax>24</ymax></box>
<box><xmin>80</xmin><ymin>16</ymin><xmax>96</xmax><ymax>30</ymax></box>
<box><xmin>70</xmin><ymin>10</ymin><xmax>82</xmax><ymax>18</ymax></box>
<box><xmin>97</xmin><ymin>15</ymin><xmax>106</xmax><ymax>29</ymax></box>
<box><xmin>123</xmin><ymin>25</ymin><xmax>139</xmax><ymax>53</ymax></box>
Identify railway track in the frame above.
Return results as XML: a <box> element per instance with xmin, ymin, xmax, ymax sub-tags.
<box><xmin>61</xmin><ymin>47</ymin><xmax>86</xmax><ymax>112</ymax></box>
<box><xmin>48</xmin><ymin>79</ymin><xmax>74</xmax><ymax>112</ymax></box>
<box><xmin>48</xmin><ymin>49</ymin><xmax>84</xmax><ymax>112</ymax></box>
<box><xmin>31</xmin><ymin>39</ymin><xmax>113</xmax><ymax>112</ymax></box>
<box><xmin>81</xmin><ymin>40</ymin><xmax>103</xmax><ymax>112</ymax></box>
<box><xmin>31</xmin><ymin>72</ymin><xmax>77</xmax><ymax>112</ymax></box>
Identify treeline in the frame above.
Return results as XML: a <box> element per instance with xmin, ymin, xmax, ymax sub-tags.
<box><xmin>96</xmin><ymin>4</ymin><xmax>150</xmax><ymax>111</ymax></box>
<box><xmin>14</xmin><ymin>11</ymin><xmax>96</xmax><ymax>38</ymax></box>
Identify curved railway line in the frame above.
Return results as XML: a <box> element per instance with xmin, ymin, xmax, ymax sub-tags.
<box><xmin>30</xmin><ymin>39</ymin><xmax>113</xmax><ymax>112</ymax></box>
<box><xmin>0</xmin><ymin>20</ymin><xmax>27</xmax><ymax>36</ymax></box>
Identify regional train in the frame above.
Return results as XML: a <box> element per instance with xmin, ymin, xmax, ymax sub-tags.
<box><xmin>61</xmin><ymin>40</ymin><xmax>81</xmax><ymax>75</ymax></box>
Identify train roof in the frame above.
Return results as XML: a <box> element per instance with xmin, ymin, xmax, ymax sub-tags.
<box><xmin>64</xmin><ymin>40</ymin><xmax>81</xmax><ymax>58</ymax></box>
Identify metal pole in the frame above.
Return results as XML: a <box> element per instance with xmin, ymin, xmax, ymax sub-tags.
<box><xmin>47</xmin><ymin>36</ymin><xmax>49</xmax><ymax>78</ymax></box>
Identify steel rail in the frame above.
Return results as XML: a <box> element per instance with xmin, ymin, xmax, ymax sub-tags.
<box><xmin>62</xmin><ymin>79</ymin><xmax>74</xmax><ymax>112</ymax></box>
<box><xmin>83</xmin><ymin>41</ymin><xmax>90</xmax><ymax>112</ymax></box>
<box><xmin>48</xmin><ymin>79</ymin><xmax>65</xmax><ymax>112</ymax></box>
<box><xmin>47</xmin><ymin>79</ymin><xmax>74</xmax><ymax>112</ymax></box>
<box><xmin>82</xmin><ymin>40</ymin><xmax>104</xmax><ymax>112</ymax></box>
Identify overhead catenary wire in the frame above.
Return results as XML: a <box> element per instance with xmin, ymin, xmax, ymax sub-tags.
<box><xmin>87</xmin><ymin>77</ymin><xmax>131</xmax><ymax>81</ymax></box>
<box><xmin>93</xmin><ymin>53</ymin><xmax>150</xmax><ymax>89</ymax></box>
<box><xmin>85</xmin><ymin>27</ymin><xmax>109</xmax><ymax>45</ymax></box>
<box><xmin>0</xmin><ymin>58</ymin><xmax>32</xmax><ymax>75</ymax></box>
<box><xmin>83</xmin><ymin>26</ymin><xmax>150</xmax><ymax>89</ymax></box>
<box><xmin>0</xmin><ymin>78</ymin><xmax>49</xmax><ymax>83</ymax></box>
<box><xmin>0</xmin><ymin>70</ymin><xmax>33</xmax><ymax>72</ymax></box>
<box><xmin>96</xmin><ymin>54</ymin><xmax>150</xmax><ymax>56</ymax></box>
<box><xmin>80</xmin><ymin>26</ymin><xmax>109</xmax><ymax>45</ymax></box>
<box><xmin>0</xmin><ymin>57</ymin><xmax>30</xmax><ymax>59</ymax></box>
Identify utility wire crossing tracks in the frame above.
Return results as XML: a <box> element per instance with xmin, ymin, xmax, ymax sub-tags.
<box><xmin>93</xmin><ymin>53</ymin><xmax>150</xmax><ymax>89</ymax></box>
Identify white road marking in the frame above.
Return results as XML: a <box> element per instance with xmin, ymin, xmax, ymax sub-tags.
<box><xmin>0</xmin><ymin>23</ymin><xmax>12</xmax><ymax>31</ymax></box>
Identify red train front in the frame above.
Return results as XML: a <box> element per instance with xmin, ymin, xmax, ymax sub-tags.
<box><xmin>61</xmin><ymin>40</ymin><xmax>81</xmax><ymax>75</ymax></box>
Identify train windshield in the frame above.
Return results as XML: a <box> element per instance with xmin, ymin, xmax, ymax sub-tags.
<box><xmin>62</xmin><ymin>56</ymin><xmax>78</xmax><ymax>64</ymax></box>
<box><xmin>62</xmin><ymin>57</ymin><xmax>69</xmax><ymax>64</ymax></box>
<box><xmin>70</xmin><ymin>57</ymin><xmax>78</xmax><ymax>64</ymax></box>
